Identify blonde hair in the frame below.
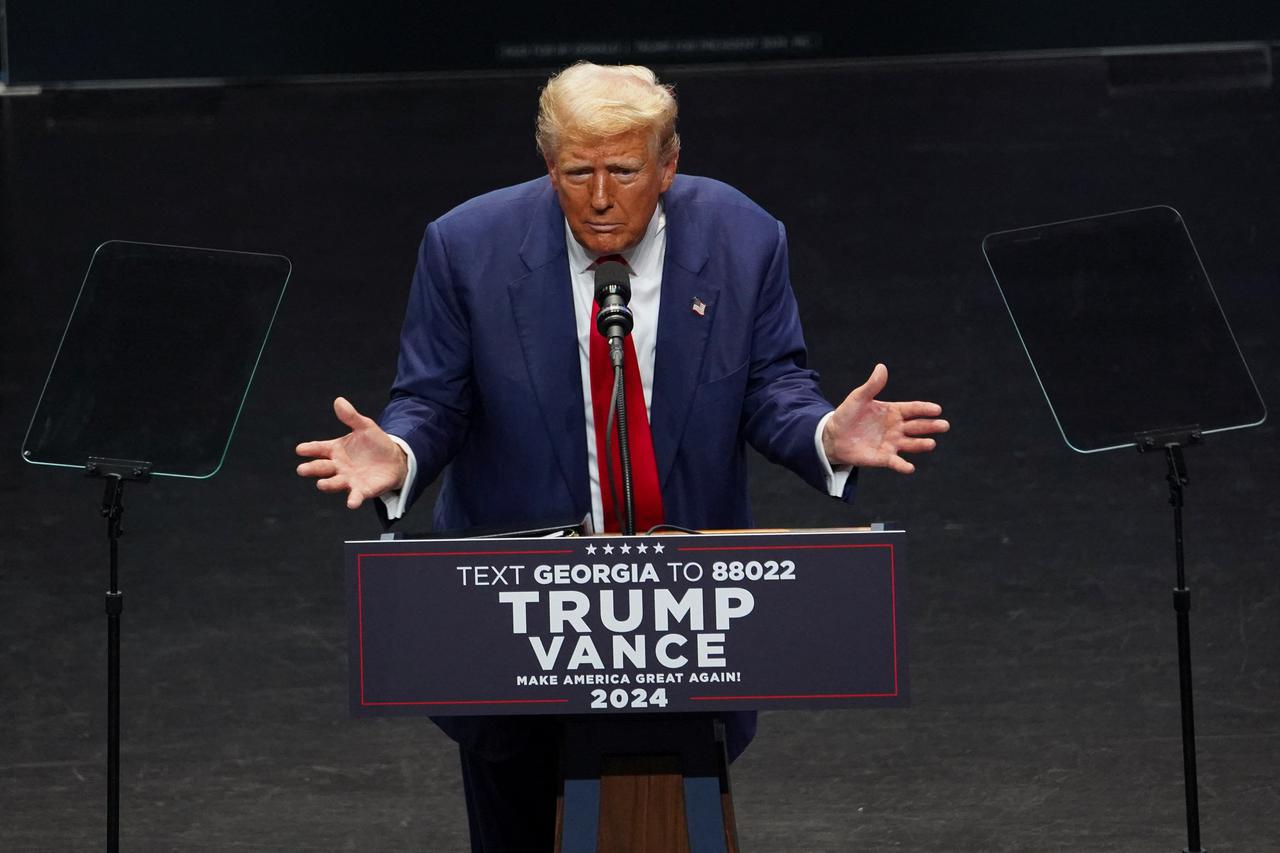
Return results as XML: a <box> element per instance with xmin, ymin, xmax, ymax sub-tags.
<box><xmin>536</xmin><ymin>62</ymin><xmax>680</xmax><ymax>162</ymax></box>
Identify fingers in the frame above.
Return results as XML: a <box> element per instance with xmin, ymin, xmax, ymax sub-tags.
<box><xmin>314</xmin><ymin>473</ymin><xmax>366</xmax><ymax>508</ymax></box>
<box><xmin>895</xmin><ymin>400</ymin><xmax>944</xmax><ymax>420</ymax></box>
<box><xmin>333</xmin><ymin>396</ymin><xmax>374</xmax><ymax>432</ymax></box>
<box><xmin>848</xmin><ymin>363</ymin><xmax>889</xmax><ymax>403</ymax></box>
<box><xmin>897</xmin><ymin>437</ymin><xmax>937</xmax><ymax>454</ymax></box>
<box><xmin>887</xmin><ymin>455</ymin><xmax>916</xmax><ymax>475</ymax></box>
<box><xmin>902</xmin><ymin>417</ymin><xmax>950</xmax><ymax>436</ymax></box>
<box><xmin>298</xmin><ymin>398</ymin><xmax>377</xmax><ymax>461</ymax></box>
<box><xmin>295</xmin><ymin>438</ymin><xmax>336</xmax><ymax>458</ymax></box>
<box><xmin>315</xmin><ymin>473</ymin><xmax>347</xmax><ymax>493</ymax></box>
<box><xmin>298</xmin><ymin>398</ymin><xmax>387</xmax><ymax>510</ymax></box>
<box><xmin>296</xmin><ymin>459</ymin><xmax>337</xmax><ymax>479</ymax></box>
<box><xmin>309</xmin><ymin>466</ymin><xmax>369</xmax><ymax>509</ymax></box>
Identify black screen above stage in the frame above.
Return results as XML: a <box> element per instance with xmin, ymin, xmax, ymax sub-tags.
<box><xmin>5</xmin><ymin>1</ymin><xmax>1280</xmax><ymax>86</ymax></box>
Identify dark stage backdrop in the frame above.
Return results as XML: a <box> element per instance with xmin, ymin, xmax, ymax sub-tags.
<box><xmin>1</xmin><ymin>52</ymin><xmax>1277</xmax><ymax>851</ymax></box>
<box><xmin>5</xmin><ymin>0</ymin><xmax>1280</xmax><ymax>85</ymax></box>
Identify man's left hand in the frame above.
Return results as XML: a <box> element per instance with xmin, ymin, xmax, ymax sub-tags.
<box><xmin>822</xmin><ymin>363</ymin><xmax>949</xmax><ymax>474</ymax></box>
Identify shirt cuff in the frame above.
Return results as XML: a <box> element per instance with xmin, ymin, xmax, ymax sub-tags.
<box><xmin>814</xmin><ymin>411</ymin><xmax>853</xmax><ymax>497</ymax></box>
<box><xmin>380</xmin><ymin>435</ymin><xmax>417</xmax><ymax>520</ymax></box>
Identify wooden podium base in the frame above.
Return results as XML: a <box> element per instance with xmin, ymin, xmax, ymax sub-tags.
<box><xmin>555</xmin><ymin>715</ymin><xmax>739</xmax><ymax>853</ymax></box>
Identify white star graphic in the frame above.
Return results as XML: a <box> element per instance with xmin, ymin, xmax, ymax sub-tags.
<box><xmin>602</xmin><ymin>543</ymin><xmax>614</xmax><ymax>555</ymax></box>
<box><xmin>585</xmin><ymin>543</ymin><xmax>597</xmax><ymax>555</ymax></box>
<box><xmin>653</xmin><ymin>542</ymin><xmax>665</xmax><ymax>554</ymax></box>
<box><xmin>620</xmin><ymin>543</ymin><xmax>631</xmax><ymax>554</ymax></box>
<box><xmin>636</xmin><ymin>543</ymin><xmax>648</xmax><ymax>554</ymax></box>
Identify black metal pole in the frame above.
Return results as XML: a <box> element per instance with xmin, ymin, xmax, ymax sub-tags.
<box><xmin>1164</xmin><ymin>444</ymin><xmax>1204</xmax><ymax>853</ymax></box>
<box><xmin>102</xmin><ymin>475</ymin><xmax>125</xmax><ymax>853</ymax></box>
<box><xmin>614</xmin><ymin>362</ymin><xmax>635</xmax><ymax>536</ymax></box>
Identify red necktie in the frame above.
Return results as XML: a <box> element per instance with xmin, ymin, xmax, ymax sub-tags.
<box><xmin>589</xmin><ymin>256</ymin><xmax>664</xmax><ymax>533</ymax></box>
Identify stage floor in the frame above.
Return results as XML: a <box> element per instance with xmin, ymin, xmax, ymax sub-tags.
<box><xmin>2</xmin><ymin>52</ymin><xmax>1277</xmax><ymax>851</ymax></box>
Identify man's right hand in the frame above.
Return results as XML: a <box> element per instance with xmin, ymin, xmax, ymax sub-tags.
<box><xmin>295</xmin><ymin>397</ymin><xmax>408</xmax><ymax>509</ymax></box>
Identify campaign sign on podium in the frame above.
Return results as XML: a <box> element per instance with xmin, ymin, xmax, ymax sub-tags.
<box><xmin>345</xmin><ymin>529</ymin><xmax>908</xmax><ymax>716</ymax></box>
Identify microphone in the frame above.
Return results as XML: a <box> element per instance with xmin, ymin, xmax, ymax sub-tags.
<box><xmin>593</xmin><ymin>261</ymin><xmax>633</xmax><ymax>366</ymax></box>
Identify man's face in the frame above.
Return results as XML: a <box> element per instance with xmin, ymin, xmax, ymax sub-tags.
<box><xmin>546</xmin><ymin>130</ymin><xmax>678</xmax><ymax>257</ymax></box>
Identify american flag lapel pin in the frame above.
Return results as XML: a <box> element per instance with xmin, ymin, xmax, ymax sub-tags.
<box><xmin>690</xmin><ymin>296</ymin><xmax>706</xmax><ymax>317</ymax></box>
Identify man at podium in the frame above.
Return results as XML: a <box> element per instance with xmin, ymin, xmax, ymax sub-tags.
<box><xmin>298</xmin><ymin>62</ymin><xmax>947</xmax><ymax>853</ymax></box>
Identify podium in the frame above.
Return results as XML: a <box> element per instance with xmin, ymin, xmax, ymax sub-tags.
<box><xmin>345</xmin><ymin>528</ymin><xmax>909</xmax><ymax>851</ymax></box>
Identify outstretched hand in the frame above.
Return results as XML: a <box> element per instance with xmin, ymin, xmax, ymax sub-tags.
<box><xmin>295</xmin><ymin>397</ymin><xmax>408</xmax><ymax>509</ymax></box>
<box><xmin>822</xmin><ymin>364</ymin><xmax>949</xmax><ymax>474</ymax></box>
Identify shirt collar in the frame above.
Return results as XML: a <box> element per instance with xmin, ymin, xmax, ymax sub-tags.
<box><xmin>564</xmin><ymin>201</ymin><xmax>666</xmax><ymax>276</ymax></box>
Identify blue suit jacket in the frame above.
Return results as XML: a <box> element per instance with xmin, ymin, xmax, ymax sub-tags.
<box><xmin>380</xmin><ymin>174</ymin><xmax>854</xmax><ymax>530</ymax></box>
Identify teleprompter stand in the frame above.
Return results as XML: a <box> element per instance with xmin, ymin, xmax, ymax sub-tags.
<box><xmin>21</xmin><ymin>241</ymin><xmax>290</xmax><ymax>851</ymax></box>
<box><xmin>87</xmin><ymin>457</ymin><xmax>152</xmax><ymax>853</ymax></box>
<box><xmin>1136</xmin><ymin>427</ymin><xmax>1206</xmax><ymax>853</ymax></box>
<box><xmin>984</xmin><ymin>206</ymin><xmax>1269</xmax><ymax>853</ymax></box>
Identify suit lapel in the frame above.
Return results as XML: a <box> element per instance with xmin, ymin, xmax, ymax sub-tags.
<box><xmin>509</xmin><ymin>186</ymin><xmax>590</xmax><ymax>512</ymax></box>
<box><xmin>651</xmin><ymin>185</ymin><xmax>718</xmax><ymax>489</ymax></box>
